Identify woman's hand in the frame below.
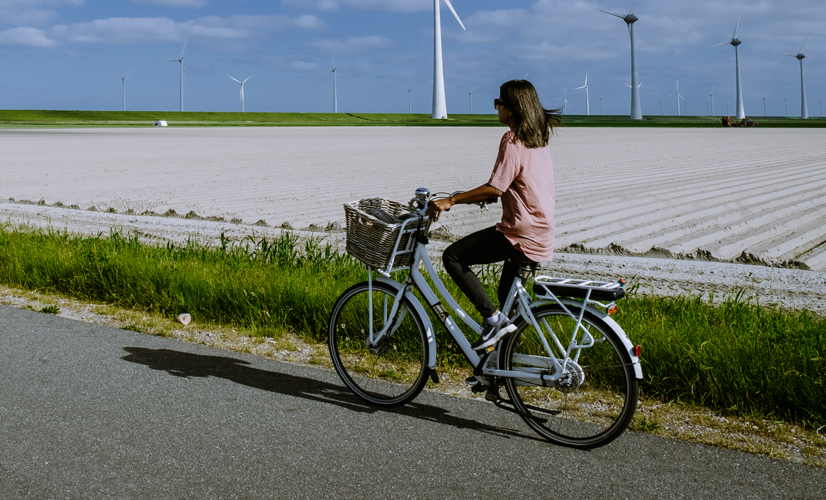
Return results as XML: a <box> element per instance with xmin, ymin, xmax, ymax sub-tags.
<box><xmin>425</xmin><ymin>197</ymin><xmax>455</xmax><ymax>222</ymax></box>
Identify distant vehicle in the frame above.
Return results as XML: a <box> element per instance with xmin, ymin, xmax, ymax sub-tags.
<box><xmin>153</xmin><ymin>120</ymin><xmax>168</xmax><ymax>127</ymax></box>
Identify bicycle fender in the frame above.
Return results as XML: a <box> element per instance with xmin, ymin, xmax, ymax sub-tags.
<box><xmin>376</xmin><ymin>277</ymin><xmax>438</xmax><ymax>371</ymax></box>
<box><xmin>526</xmin><ymin>298</ymin><xmax>643</xmax><ymax>380</ymax></box>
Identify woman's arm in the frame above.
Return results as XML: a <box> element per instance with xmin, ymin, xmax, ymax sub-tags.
<box><xmin>425</xmin><ymin>184</ymin><xmax>503</xmax><ymax>222</ymax></box>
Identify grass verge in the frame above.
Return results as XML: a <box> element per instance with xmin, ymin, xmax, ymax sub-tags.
<box><xmin>1</xmin><ymin>109</ymin><xmax>825</xmax><ymax>128</ymax></box>
<box><xmin>0</xmin><ymin>223</ymin><xmax>823</xmax><ymax>429</ymax></box>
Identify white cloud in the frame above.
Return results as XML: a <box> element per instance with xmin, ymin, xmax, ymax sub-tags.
<box><xmin>130</xmin><ymin>0</ymin><xmax>209</xmax><ymax>8</ymax></box>
<box><xmin>45</xmin><ymin>14</ymin><xmax>324</xmax><ymax>45</ymax></box>
<box><xmin>0</xmin><ymin>0</ymin><xmax>84</xmax><ymax>25</ymax></box>
<box><xmin>288</xmin><ymin>60</ymin><xmax>319</xmax><ymax>71</ymax></box>
<box><xmin>281</xmin><ymin>0</ymin><xmax>430</xmax><ymax>13</ymax></box>
<box><xmin>305</xmin><ymin>35</ymin><xmax>396</xmax><ymax>54</ymax></box>
<box><xmin>0</xmin><ymin>26</ymin><xmax>56</xmax><ymax>46</ymax></box>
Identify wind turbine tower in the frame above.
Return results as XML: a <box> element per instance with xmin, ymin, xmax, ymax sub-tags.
<box><xmin>780</xmin><ymin>33</ymin><xmax>809</xmax><ymax>119</ymax></box>
<box><xmin>762</xmin><ymin>95</ymin><xmax>767</xmax><ymax>116</ymax></box>
<box><xmin>463</xmin><ymin>88</ymin><xmax>474</xmax><ymax>114</ymax></box>
<box><xmin>111</xmin><ymin>70</ymin><xmax>132</xmax><ymax>111</ymax></box>
<box><xmin>576</xmin><ymin>73</ymin><xmax>590</xmax><ymax>115</ymax></box>
<box><xmin>558</xmin><ymin>87</ymin><xmax>570</xmax><ymax>115</ymax></box>
<box><xmin>599</xmin><ymin>94</ymin><xmax>605</xmax><ymax>115</ymax></box>
<box><xmin>598</xmin><ymin>1</ymin><xmax>642</xmax><ymax>120</ymax></box>
<box><xmin>712</xmin><ymin>13</ymin><xmax>746</xmax><ymax>119</ymax></box>
<box><xmin>321</xmin><ymin>57</ymin><xmax>338</xmax><ymax>113</ymax></box>
<box><xmin>709</xmin><ymin>87</ymin><xmax>714</xmax><ymax>115</ymax></box>
<box><xmin>227</xmin><ymin>75</ymin><xmax>251</xmax><ymax>112</ymax></box>
<box><xmin>432</xmin><ymin>0</ymin><xmax>466</xmax><ymax>119</ymax></box>
<box><xmin>656</xmin><ymin>95</ymin><xmax>662</xmax><ymax>115</ymax></box>
<box><xmin>667</xmin><ymin>79</ymin><xmax>686</xmax><ymax>116</ymax></box>
<box><xmin>165</xmin><ymin>41</ymin><xmax>189</xmax><ymax>112</ymax></box>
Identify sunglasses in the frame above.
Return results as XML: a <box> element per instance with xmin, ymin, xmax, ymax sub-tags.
<box><xmin>494</xmin><ymin>98</ymin><xmax>504</xmax><ymax>110</ymax></box>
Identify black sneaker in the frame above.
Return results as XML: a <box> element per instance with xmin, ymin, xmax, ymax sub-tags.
<box><xmin>471</xmin><ymin>315</ymin><xmax>517</xmax><ymax>351</ymax></box>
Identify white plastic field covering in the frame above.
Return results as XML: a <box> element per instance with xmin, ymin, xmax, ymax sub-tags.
<box><xmin>1</xmin><ymin>126</ymin><xmax>825</xmax><ymax>270</ymax></box>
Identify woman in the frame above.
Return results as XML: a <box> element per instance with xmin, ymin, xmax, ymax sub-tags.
<box><xmin>426</xmin><ymin>80</ymin><xmax>560</xmax><ymax>351</ymax></box>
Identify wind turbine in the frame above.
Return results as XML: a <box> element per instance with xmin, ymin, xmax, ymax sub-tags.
<box><xmin>321</xmin><ymin>56</ymin><xmax>339</xmax><ymax>113</ymax></box>
<box><xmin>780</xmin><ymin>33</ymin><xmax>809</xmax><ymax>119</ymax></box>
<box><xmin>226</xmin><ymin>75</ymin><xmax>251</xmax><ymax>112</ymax></box>
<box><xmin>111</xmin><ymin>70</ymin><xmax>132</xmax><ymax>111</ymax></box>
<box><xmin>762</xmin><ymin>95</ymin><xmax>767</xmax><ymax>116</ymax></box>
<box><xmin>576</xmin><ymin>73</ymin><xmax>590</xmax><ymax>115</ymax></box>
<box><xmin>709</xmin><ymin>87</ymin><xmax>715</xmax><ymax>115</ymax></box>
<box><xmin>712</xmin><ymin>13</ymin><xmax>746</xmax><ymax>119</ymax></box>
<box><xmin>462</xmin><ymin>88</ymin><xmax>474</xmax><ymax>114</ymax></box>
<box><xmin>656</xmin><ymin>95</ymin><xmax>662</xmax><ymax>115</ymax></box>
<box><xmin>820</xmin><ymin>98</ymin><xmax>823</xmax><ymax>118</ymax></box>
<box><xmin>432</xmin><ymin>0</ymin><xmax>466</xmax><ymax>119</ymax></box>
<box><xmin>705</xmin><ymin>96</ymin><xmax>709</xmax><ymax>115</ymax></box>
<box><xmin>784</xmin><ymin>96</ymin><xmax>788</xmax><ymax>117</ymax></box>
<box><xmin>599</xmin><ymin>94</ymin><xmax>605</xmax><ymax>115</ymax></box>
<box><xmin>724</xmin><ymin>101</ymin><xmax>729</xmax><ymax>115</ymax></box>
<box><xmin>598</xmin><ymin>1</ymin><xmax>642</xmax><ymax>119</ymax></box>
<box><xmin>165</xmin><ymin>40</ymin><xmax>190</xmax><ymax>112</ymax></box>
<box><xmin>557</xmin><ymin>86</ymin><xmax>570</xmax><ymax>115</ymax></box>
<box><xmin>667</xmin><ymin>79</ymin><xmax>686</xmax><ymax>116</ymax></box>
<box><xmin>407</xmin><ymin>84</ymin><xmax>412</xmax><ymax>114</ymax></box>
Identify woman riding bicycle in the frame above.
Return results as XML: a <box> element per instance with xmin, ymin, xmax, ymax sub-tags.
<box><xmin>426</xmin><ymin>80</ymin><xmax>560</xmax><ymax>351</ymax></box>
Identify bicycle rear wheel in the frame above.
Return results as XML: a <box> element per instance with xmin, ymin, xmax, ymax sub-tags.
<box><xmin>328</xmin><ymin>281</ymin><xmax>429</xmax><ymax>407</ymax></box>
<box><xmin>501</xmin><ymin>304</ymin><xmax>638</xmax><ymax>449</ymax></box>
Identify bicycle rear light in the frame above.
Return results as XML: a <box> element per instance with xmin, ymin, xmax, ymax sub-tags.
<box><xmin>633</xmin><ymin>345</ymin><xmax>641</xmax><ymax>357</ymax></box>
<box><xmin>607</xmin><ymin>304</ymin><xmax>618</xmax><ymax>315</ymax></box>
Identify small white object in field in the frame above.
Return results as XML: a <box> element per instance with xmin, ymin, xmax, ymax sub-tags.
<box><xmin>154</xmin><ymin>120</ymin><xmax>168</xmax><ymax>127</ymax></box>
<box><xmin>176</xmin><ymin>313</ymin><xmax>191</xmax><ymax>325</ymax></box>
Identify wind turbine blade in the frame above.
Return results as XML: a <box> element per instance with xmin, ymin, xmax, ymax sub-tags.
<box><xmin>584</xmin><ymin>72</ymin><xmax>588</xmax><ymax>86</ymax></box>
<box><xmin>733</xmin><ymin>11</ymin><xmax>741</xmax><ymax>39</ymax></box>
<box><xmin>779</xmin><ymin>53</ymin><xmax>797</xmax><ymax>57</ymax></box>
<box><xmin>577</xmin><ymin>85</ymin><xmax>586</xmax><ymax>90</ymax></box>
<box><xmin>680</xmin><ymin>95</ymin><xmax>687</xmax><ymax>103</ymax></box>
<box><xmin>227</xmin><ymin>75</ymin><xmax>242</xmax><ymax>84</ymax></box>
<box><xmin>667</xmin><ymin>91</ymin><xmax>677</xmax><ymax>98</ymax></box>
<box><xmin>710</xmin><ymin>41</ymin><xmax>731</xmax><ymax>48</ymax></box>
<box><xmin>111</xmin><ymin>73</ymin><xmax>124</xmax><ymax>79</ymax></box>
<box><xmin>180</xmin><ymin>39</ymin><xmax>188</xmax><ymax>59</ymax></box>
<box><xmin>597</xmin><ymin>8</ymin><xmax>626</xmax><ymax>19</ymax></box>
<box><xmin>242</xmin><ymin>76</ymin><xmax>252</xmax><ymax>83</ymax></box>
<box><xmin>442</xmin><ymin>0</ymin><xmax>466</xmax><ymax>30</ymax></box>
<box><xmin>629</xmin><ymin>0</ymin><xmax>639</xmax><ymax>15</ymax></box>
<box><xmin>625</xmin><ymin>83</ymin><xmax>632</xmax><ymax>88</ymax></box>
<box><xmin>800</xmin><ymin>32</ymin><xmax>809</xmax><ymax>53</ymax></box>
<box><xmin>164</xmin><ymin>59</ymin><xmax>179</xmax><ymax>63</ymax></box>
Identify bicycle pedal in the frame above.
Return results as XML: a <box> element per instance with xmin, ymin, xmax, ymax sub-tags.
<box><xmin>471</xmin><ymin>383</ymin><xmax>489</xmax><ymax>394</ymax></box>
<box><xmin>485</xmin><ymin>388</ymin><xmax>501</xmax><ymax>403</ymax></box>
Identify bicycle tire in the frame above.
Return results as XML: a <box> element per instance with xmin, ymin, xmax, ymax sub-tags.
<box><xmin>500</xmin><ymin>304</ymin><xmax>638</xmax><ymax>449</ymax></box>
<box><xmin>328</xmin><ymin>281</ymin><xmax>430</xmax><ymax>407</ymax></box>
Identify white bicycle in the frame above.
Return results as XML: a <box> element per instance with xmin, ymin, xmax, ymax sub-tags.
<box><xmin>328</xmin><ymin>188</ymin><xmax>643</xmax><ymax>449</ymax></box>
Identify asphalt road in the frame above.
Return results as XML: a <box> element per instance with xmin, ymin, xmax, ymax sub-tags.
<box><xmin>1</xmin><ymin>305</ymin><xmax>824</xmax><ymax>499</ymax></box>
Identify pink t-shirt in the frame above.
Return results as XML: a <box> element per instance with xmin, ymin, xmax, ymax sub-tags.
<box><xmin>487</xmin><ymin>130</ymin><xmax>555</xmax><ymax>262</ymax></box>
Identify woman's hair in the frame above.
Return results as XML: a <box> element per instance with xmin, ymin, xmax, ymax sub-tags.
<box><xmin>499</xmin><ymin>80</ymin><xmax>561</xmax><ymax>148</ymax></box>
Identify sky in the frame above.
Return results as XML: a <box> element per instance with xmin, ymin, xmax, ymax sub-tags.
<box><xmin>0</xmin><ymin>0</ymin><xmax>824</xmax><ymax>117</ymax></box>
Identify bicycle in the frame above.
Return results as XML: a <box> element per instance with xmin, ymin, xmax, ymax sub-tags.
<box><xmin>328</xmin><ymin>188</ymin><xmax>643</xmax><ymax>449</ymax></box>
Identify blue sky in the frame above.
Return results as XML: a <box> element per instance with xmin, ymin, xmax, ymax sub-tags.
<box><xmin>0</xmin><ymin>0</ymin><xmax>823</xmax><ymax>116</ymax></box>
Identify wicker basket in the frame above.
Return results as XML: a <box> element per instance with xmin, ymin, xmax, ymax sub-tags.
<box><xmin>344</xmin><ymin>198</ymin><xmax>416</xmax><ymax>270</ymax></box>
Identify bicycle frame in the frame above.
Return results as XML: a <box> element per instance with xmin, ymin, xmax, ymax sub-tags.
<box><xmin>365</xmin><ymin>236</ymin><xmax>611</xmax><ymax>386</ymax></box>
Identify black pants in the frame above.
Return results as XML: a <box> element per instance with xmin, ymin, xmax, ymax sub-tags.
<box><xmin>442</xmin><ymin>226</ymin><xmax>527</xmax><ymax>318</ymax></box>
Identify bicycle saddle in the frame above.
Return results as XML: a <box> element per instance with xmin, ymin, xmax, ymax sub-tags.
<box><xmin>508</xmin><ymin>255</ymin><xmax>541</xmax><ymax>271</ymax></box>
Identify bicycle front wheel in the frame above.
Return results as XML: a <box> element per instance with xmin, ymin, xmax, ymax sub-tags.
<box><xmin>501</xmin><ymin>304</ymin><xmax>638</xmax><ymax>449</ymax></box>
<box><xmin>328</xmin><ymin>281</ymin><xmax>430</xmax><ymax>407</ymax></box>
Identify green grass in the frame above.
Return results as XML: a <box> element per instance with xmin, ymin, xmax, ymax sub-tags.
<box><xmin>1</xmin><ymin>109</ymin><xmax>824</xmax><ymax>128</ymax></box>
<box><xmin>0</xmin><ymin>224</ymin><xmax>823</xmax><ymax>426</ymax></box>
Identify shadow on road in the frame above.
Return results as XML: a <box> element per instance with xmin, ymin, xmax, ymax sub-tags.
<box><xmin>122</xmin><ymin>347</ymin><xmax>536</xmax><ymax>441</ymax></box>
